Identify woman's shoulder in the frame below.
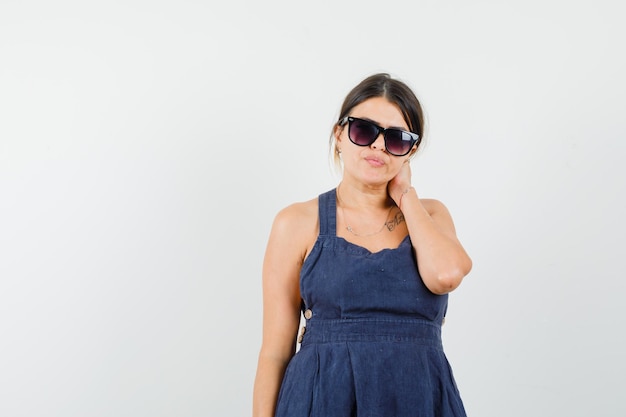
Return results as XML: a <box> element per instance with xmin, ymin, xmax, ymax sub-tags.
<box><xmin>420</xmin><ymin>198</ymin><xmax>448</xmax><ymax>214</ymax></box>
<box><xmin>267</xmin><ymin>196</ymin><xmax>320</xmax><ymax>260</ymax></box>
<box><xmin>419</xmin><ymin>197</ymin><xmax>457</xmax><ymax>230</ymax></box>
<box><xmin>272</xmin><ymin>196</ymin><xmax>319</xmax><ymax>236</ymax></box>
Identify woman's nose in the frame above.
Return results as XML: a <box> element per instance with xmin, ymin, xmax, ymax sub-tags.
<box><xmin>370</xmin><ymin>132</ymin><xmax>386</xmax><ymax>151</ymax></box>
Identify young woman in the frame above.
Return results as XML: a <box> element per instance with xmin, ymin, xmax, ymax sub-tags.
<box><xmin>253</xmin><ymin>73</ymin><xmax>472</xmax><ymax>417</ymax></box>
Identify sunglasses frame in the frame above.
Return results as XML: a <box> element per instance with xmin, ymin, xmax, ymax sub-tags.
<box><xmin>338</xmin><ymin>116</ymin><xmax>421</xmax><ymax>157</ymax></box>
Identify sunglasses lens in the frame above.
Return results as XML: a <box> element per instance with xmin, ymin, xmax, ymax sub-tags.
<box><xmin>385</xmin><ymin>130</ymin><xmax>416</xmax><ymax>156</ymax></box>
<box><xmin>349</xmin><ymin>119</ymin><xmax>379</xmax><ymax>146</ymax></box>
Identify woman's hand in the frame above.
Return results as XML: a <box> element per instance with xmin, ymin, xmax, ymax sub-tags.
<box><xmin>388</xmin><ymin>159</ymin><xmax>413</xmax><ymax>208</ymax></box>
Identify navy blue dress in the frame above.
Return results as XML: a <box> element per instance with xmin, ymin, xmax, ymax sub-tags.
<box><xmin>274</xmin><ymin>189</ymin><xmax>466</xmax><ymax>417</ymax></box>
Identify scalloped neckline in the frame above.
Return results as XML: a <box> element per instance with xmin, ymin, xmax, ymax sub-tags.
<box><xmin>334</xmin><ymin>234</ymin><xmax>411</xmax><ymax>255</ymax></box>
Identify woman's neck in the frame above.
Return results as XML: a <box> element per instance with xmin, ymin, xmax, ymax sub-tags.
<box><xmin>337</xmin><ymin>181</ymin><xmax>393</xmax><ymax>210</ymax></box>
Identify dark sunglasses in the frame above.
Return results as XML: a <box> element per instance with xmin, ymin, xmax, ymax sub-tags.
<box><xmin>339</xmin><ymin>116</ymin><xmax>421</xmax><ymax>157</ymax></box>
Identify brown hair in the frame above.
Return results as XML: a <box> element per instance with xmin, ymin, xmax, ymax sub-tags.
<box><xmin>330</xmin><ymin>73</ymin><xmax>426</xmax><ymax>170</ymax></box>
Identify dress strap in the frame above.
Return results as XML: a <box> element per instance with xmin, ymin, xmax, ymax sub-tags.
<box><xmin>318</xmin><ymin>188</ymin><xmax>337</xmax><ymax>236</ymax></box>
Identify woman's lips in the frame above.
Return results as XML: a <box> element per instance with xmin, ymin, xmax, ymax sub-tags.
<box><xmin>365</xmin><ymin>157</ymin><xmax>384</xmax><ymax>167</ymax></box>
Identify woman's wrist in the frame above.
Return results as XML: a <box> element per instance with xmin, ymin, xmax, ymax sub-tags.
<box><xmin>398</xmin><ymin>186</ymin><xmax>415</xmax><ymax>211</ymax></box>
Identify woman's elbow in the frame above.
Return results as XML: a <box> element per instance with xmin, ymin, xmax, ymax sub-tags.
<box><xmin>429</xmin><ymin>257</ymin><xmax>472</xmax><ymax>295</ymax></box>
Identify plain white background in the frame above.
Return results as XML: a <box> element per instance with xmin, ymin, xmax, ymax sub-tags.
<box><xmin>1</xmin><ymin>0</ymin><xmax>625</xmax><ymax>416</ymax></box>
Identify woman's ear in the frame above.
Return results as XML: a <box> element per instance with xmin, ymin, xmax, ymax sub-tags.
<box><xmin>334</xmin><ymin>124</ymin><xmax>344</xmax><ymax>143</ymax></box>
<box><xmin>334</xmin><ymin>124</ymin><xmax>345</xmax><ymax>152</ymax></box>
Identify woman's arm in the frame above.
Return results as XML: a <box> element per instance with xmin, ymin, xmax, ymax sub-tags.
<box><xmin>252</xmin><ymin>202</ymin><xmax>316</xmax><ymax>417</ymax></box>
<box><xmin>389</xmin><ymin>164</ymin><xmax>472</xmax><ymax>295</ymax></box>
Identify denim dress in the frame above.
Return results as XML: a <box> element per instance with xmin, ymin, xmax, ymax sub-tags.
<box><xmin>274</xmin><ymin>189</ymin><xmax>466</xmax><ymax>417</ymax></box>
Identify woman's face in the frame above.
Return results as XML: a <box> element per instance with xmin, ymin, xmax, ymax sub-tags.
<box><xmin>335</xmin><ymin>97</ymin><xmax>415</xmax><ymax>186</ymax></box>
